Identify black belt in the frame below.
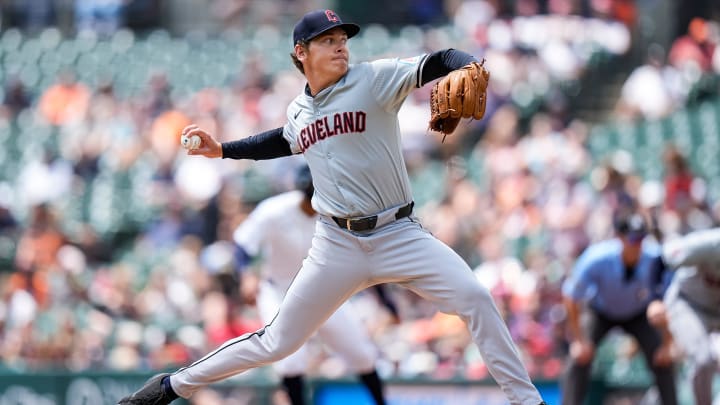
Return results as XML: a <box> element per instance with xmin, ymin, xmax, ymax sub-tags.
<box><xmin>332</xmin><ymin>202</ymin><xmax>414</xmax><ymax>232</ymax></box>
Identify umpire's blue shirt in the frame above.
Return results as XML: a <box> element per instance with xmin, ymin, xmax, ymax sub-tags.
<box><xmin>562</xmin><ymin>239</ymin><xmax>667</xmax><ymax>321</ymax></box>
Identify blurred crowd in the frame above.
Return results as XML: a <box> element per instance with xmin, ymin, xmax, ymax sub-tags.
<box><xmin>0</xmin><ymin>0</ymin><xmax>719</xmax><ymax>394</ymax></box>
<box><xmin>617</xmin><ymin>16</ymin><xmax>720</xmax><ymax>121</ymax></box>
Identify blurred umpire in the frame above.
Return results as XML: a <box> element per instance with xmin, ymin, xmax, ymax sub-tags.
<box><xmin>561</xmin><ymin>211</ymin><xmax>678</xmax><ymax>405</ymax></box>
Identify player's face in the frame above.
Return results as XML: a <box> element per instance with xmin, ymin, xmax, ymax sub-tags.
<box><xmin>304</xmin><ymin>28</ymin><xmax>349</xmax><ymax>79</ymax></box>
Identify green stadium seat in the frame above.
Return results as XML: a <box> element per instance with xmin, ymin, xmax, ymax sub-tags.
<box><xmin>642</xmin><ymin>120</ymin><xmax>664</xmax><ymax>150</ymax></box>
<box><xmin>668</xmin><ymin>110</ymin><xmax>693</xmax><ymax>151</ymax></box>
<box><xmin>1</xmin><ymin>28</ymin><xmax>23</xmax><ymax>52</ymax></box>
<box><xmin>587</xmin><ymin>126</ymin><xmax>614</xmax><ymax>159</ymax></box>
<box><xmin>615</xmin><ymin>121</ymin><xmax>639</xmax><ymax>151</ymax></box>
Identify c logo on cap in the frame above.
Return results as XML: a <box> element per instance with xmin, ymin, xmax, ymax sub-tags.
<box><xmin>325</xmin><ymin>10</ymin><xmax>340</xmax><ymax>22</ymax></box>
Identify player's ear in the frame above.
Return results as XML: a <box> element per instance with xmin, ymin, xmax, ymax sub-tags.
<box><xmin>295</xmin><ymin>43</ymin><xmax>308</xmax><ymax>61</ymax></box>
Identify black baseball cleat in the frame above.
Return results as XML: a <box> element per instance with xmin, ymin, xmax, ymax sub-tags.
<box><xmin>117</xmin><ymin>373</ymin><xmax>176</xmax><ymax>405</ymax></box>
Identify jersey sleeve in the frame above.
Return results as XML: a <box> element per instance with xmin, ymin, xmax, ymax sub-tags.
<box><xmin>663</xmin><ymin>228</ymin><xmax>720</xmax><ymax>268</ymax></box>
<box><xmin>232</xmin><ymin>202</ymin><xmax>272</xmax><ymax>257</ymax></box>
<box><xmin>368</xmin><ymin>55</ymin><xmax>427</xmax><ymax>113</ymax></box>
<box><xmin>282</xmin><ymin>121</ymin><xmax>302</xmax><ymax>154</ymax></box>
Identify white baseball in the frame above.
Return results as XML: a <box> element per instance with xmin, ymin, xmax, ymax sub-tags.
<box><xmin>181</xmin><ymin>134</ymin><xmax>201</xmax><ymax>150</ymax></box>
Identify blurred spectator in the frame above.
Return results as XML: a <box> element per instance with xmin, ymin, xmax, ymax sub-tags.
<box><xmin>141</xmin><ymin>72</ymin><xmax>174</xmax><ymax>121</ymax></box>
<box><xmin>201</xmin><ymin>290</ymin><xmax>261</xmax><ymax>349</ymax></box>
<box><xmin>17</xmin><ymin>149</ymin><xmax>74</xmax><ymax>206</ymax></box>
<box><xmin>616</xmin><ymin>45</ymin><xmax>675</xmax><ymax>120</ymax></box>
<box><xmin>668</xmin><ymin>17</ymin><xmax>716</xmax><ymax>73</ymax></box>
<box><xmin>663</xmin><ymin>145</ymin><xmax>696</xmax><ymax>214</ymax></box>
<box><xmin>4</xmin><ymin>0</ymin><xmax>56</xmax><ymax>33</ymax></box>
<box><xmin>147</xmin><ymin>103</ymin><xmax>191</xmax><ymax>166</ymax></box>
<box><xmin>122</xmin><ymin>0</ymin><xmax>162</xmax><ymax>30</ymax></box>
<box><xmin>660</xmin><ymin>145</ymin><xmax>716</xmax><ymax>236</ymax></box>
<box><xmin>14</xmin><ymin>203</ymin><xmax>67</xmax><ymax>274</ymax></box>
<box><xmin>141</xmin><ymin>196</ymin><xmax>192</xmax><ymax>249</ymax></box>
<box><xmin>405</xmin><ymin>0</ymin><xmax>445</xmax><ymax>25</ymax></box>
<box><xmin>673</xmin><ymin>0</ymin><xmax>720</xmax><ymax>45</ymax></box>
<box><xmin>0</xmin><ymin>198</ymin><xmax>18</xmax><ymax>233</ymax></box>
<box><xmin>37</xmin><ymin>70</ymin><xmax>91</xmax><ymax>126</ymax></box>
<box><xmin>1</xmin><ymin>76</ymin><xmax>32</xmax><ymax>118</ymax></box>
<box><xmin>579</xmin><ymin>0</ymin><xmax>636</xmax><ymax>26</ymax></box>
<box><xmin>72</xmin><ymin>223</ymin><xmax>113</xmax><ymax>264</ymax></box>
<box><xmin>593</xmin><ymin>157</ymin><xmax>635</xmax><ymax>213</ymax></box>
<box><xmin>74</xmin><ymin>0</ymin><xmax>125</xmax><ymax>37</ymax></box>
<box><xmin>148</xmin><ymin>334</ymin><xmax>194</xmax><ymax>370</ymax></box>
<box><xmin>209</xmin><ymin>0</ymin><xmax>252</xmax><ymax>29</ymax></box>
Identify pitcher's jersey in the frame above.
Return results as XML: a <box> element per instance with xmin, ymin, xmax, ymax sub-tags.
<box><xmin>233</xmin><ymin>191</ymin><xmax>318</xmax><ymax>283</ymax></box>
<box><xmin>282</xmin><ymin>55</ymin><xmax>427</xmax><ymax>218</ymax></box>
<box><xmin>662</xmin><ymin>228</ymin><xmax>720</xmax><ymax>312</ymax></box>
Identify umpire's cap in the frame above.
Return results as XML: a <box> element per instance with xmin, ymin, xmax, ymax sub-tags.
<box><xmin>293</xmin><ymin>9</ymin><xmax>360</xmax><ymax>45</ymax></box>
<box><xmin>613</xmin><ymin>211</ymin><xmax>648</xmax><ymax>242</ymax></box>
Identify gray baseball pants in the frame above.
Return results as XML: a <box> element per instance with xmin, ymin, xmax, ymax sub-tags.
<box><xmin>665</xmin><ymin>283</ymin><xmax>720</xmax><ymax>405</ymax></box>
<box><xmin>169</xmin><ymin>216</ymin><xmax>543</xmax><ymax>405</ymax></box>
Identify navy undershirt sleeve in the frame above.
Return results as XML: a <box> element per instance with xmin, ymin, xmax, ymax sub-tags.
<box><xmin>221</xmin><ymin>127</ymin><xmax>293</xmax><ymax>160</ymax></box>
<box><xmin>418</xmin><ymin>48</ymin><xmax>479</xmax><ymax>87</ymax></box>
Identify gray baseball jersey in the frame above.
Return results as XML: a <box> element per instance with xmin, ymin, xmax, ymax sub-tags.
<box><xmin>282</xmin><ymin>56</ymin><xmax>424</xmax><ymax>218</ymax></box>
<box><xmin>662</xmin><ymin>227</ymin><xmax>720</xmax><ymax>313</ymax></box>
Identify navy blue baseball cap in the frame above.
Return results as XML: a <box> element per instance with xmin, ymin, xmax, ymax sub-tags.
<box><xmin>293</xmin><ymin>9</ymin><xmax>360</xmax><ymax>45</ymax></box>
<box><xmin>613</xmin><ymin>212</ymin><xmax>648</xmax><ymax>242</ymax></box>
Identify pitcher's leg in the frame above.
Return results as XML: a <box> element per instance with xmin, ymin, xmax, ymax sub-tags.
<box><xmin>666</xmin><ymin>296</ymin><xmax>714</xmax><ymax>405</ymax></box>
<box><xmin>170</xmin><ymin>236</ymin><xmax>367</xmax><ymax>398</ymax></box>
<box><xmin>378</xmin><ymin>223</ymin><xmax>542</xmax><ymax>405</ymax></box>
<box><xmin>256</xmin><ymin>281</ymin><xmax>311</xmax><ymax>378</ymax></box>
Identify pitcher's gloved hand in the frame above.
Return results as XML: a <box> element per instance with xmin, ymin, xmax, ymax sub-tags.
<box><xmin>429</xmin><ymin>60</ymin><xmax>490</xmax><ymax>136</ymax></box>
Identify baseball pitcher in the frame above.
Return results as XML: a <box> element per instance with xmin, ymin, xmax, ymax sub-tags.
<box><xmin>119</xmin><ymin>9</ymin><xmax>546</xmax><ymax>405</ymax></box>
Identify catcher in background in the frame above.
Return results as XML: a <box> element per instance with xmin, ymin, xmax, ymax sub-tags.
<box><xmin>120</xmin><ymin>8</ymin><xmax>546</xmax><ymax>405</ymax></box>
<box><xmin>232</xmin><ymin>164</ymin><xmax>388</xmax><ymax>405</ymax></box>
<box><xmin>661</xmin><ymin>228</ymin><xmax>720</xmax><ymax>405</ymax></box>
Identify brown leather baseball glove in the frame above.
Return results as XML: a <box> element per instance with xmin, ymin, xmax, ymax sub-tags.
<box><xmin>429</xmin><ymin>60</ymin><xmax>490</xmax><ymax>136</ymax></box>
